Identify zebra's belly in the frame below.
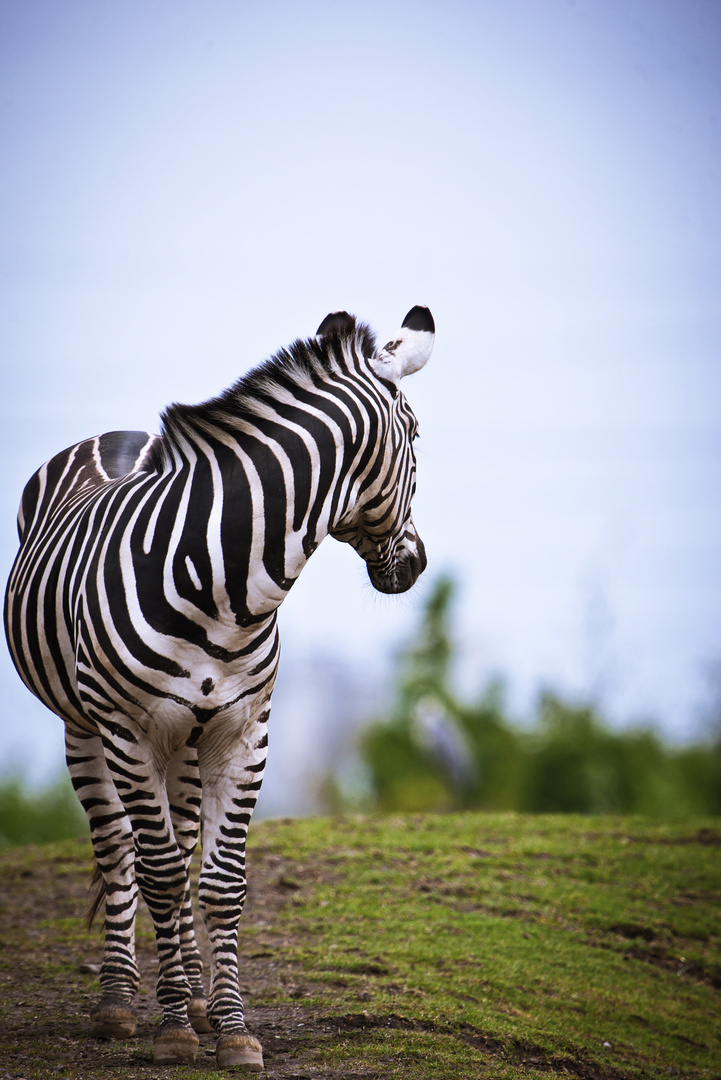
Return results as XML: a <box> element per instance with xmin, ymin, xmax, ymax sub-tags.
<box><xmin>72</xmin><ymin>614</ymin><xmax>279</xmax><ymax>739</ymax></box>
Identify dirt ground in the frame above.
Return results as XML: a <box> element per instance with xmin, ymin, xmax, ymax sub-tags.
<box><xmin>0</xmin><ymin>838</ymin><xmax>391</xmax><ymax>1080</ymax></box>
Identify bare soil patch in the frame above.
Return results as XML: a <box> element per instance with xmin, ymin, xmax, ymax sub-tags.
<box><xmin>0</xmin><ymin>839</ymin><xmax>391</xmax><ymax>1079</ymax></box>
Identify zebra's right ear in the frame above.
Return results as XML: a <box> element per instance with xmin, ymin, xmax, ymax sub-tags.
<box><xmin>316</xmin><ymin>311</ymin><xmax>356</xmax><ymax>336</ymax></box>
<box><xmin>370</xmin><ymin>305</ymin><xmax>435</xmax><ymax>385</ymax></box>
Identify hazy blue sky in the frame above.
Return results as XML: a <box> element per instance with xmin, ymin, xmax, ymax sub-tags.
<box><xmin>1</xmin><ymin>0</ymin><xmax>720</xmax><ymax>782</ymax></box>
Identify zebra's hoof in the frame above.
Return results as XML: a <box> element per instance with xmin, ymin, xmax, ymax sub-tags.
<box><xmin>153</xmin><ymin>1022</ymin><xmax>199</xmax><ymax>1064</ymax></box>
<box><xmin>216</xmin><ymin>1032</ymin><xmax>264</xmax><ymax>1071</ymax></box>
<box><xmin>189</xmin><ymin>993</ymin><xmax>214</xmax><ymax>1034</ymax></box>
<box><xmin>89</xmin><ymin>996</ymin><xmax>137</xmax><ymax>1039</ymax></box>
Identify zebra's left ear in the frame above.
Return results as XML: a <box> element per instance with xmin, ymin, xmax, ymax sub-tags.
<box><xmin>371</xmin><ymin>306</ymin><xmax>435</xmax><ymax>385</ymax></box>
<box><xmin>316</xmin><ymin>311</ymin><xmax>356</xmax><ymax>336</ymax></box>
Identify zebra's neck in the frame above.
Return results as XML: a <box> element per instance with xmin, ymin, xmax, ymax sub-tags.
<box><xmin>155</xmin><ymin>352</ymin><xmax>388</xmax><ymax>625</ymax></box>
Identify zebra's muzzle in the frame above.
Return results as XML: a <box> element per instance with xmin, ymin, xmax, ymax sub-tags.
<box><xmin>367</xmin><ymin>538</ymin><xmax>427</xmax><ymax>594</ymax></box>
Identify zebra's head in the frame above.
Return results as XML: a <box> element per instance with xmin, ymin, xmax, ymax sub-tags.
<box><xmin>324</xmin><ymin>305</ymin><xmax>434</xmax><ymax>595</ymax></box>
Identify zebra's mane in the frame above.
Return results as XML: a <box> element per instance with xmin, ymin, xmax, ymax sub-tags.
<box><xmin>160</xmin><ymin>320</ymin><xmax>377</xmax><ymax>451</ymax></box>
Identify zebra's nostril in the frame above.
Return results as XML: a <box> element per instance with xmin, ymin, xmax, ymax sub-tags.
<box><xmin>417</xmin><ymin>538</ymin><xmax>427</xmax><ymax>575</ymax></box>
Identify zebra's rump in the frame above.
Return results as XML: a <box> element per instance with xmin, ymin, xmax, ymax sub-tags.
<box><xmin>16</xmin><ymin>431</ymin><xmax>162</xmax><ymax>543</ymax></box>
<box><xmin>5</xmin><ymin>431</ymin><xmax>166</xmax><ymax>727</ymax></box>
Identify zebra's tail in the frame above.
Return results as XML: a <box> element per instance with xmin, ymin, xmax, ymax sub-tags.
<box><xmin>87</xmin><ymin>860</ymin><xmax>106</xmax><ymax>929</ymax></box>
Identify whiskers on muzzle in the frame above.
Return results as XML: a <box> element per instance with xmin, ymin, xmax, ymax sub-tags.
<box><xmin>366</xmin><ymin>536</ymin><xmax>427</xmax><ymax>594</ymax></box>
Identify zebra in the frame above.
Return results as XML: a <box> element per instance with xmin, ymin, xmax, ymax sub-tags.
<box><xmin>4</xmin><ymin>304</ymin><xmax>434</xmax><ymax>1070</ymax></box>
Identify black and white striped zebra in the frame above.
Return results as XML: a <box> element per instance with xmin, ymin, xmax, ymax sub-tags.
<box><xmin>4</xmin><ymin>305</ymin><xmax>434</xmax><ymax>1070</ymax></box>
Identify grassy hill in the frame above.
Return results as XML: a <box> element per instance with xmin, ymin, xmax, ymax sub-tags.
<box><xmin>0</xmin><ymin>812</ymin><xmax>719</xmax><ymax>1079</ymax></box>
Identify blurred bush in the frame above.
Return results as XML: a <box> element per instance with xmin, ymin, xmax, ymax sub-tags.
<box><xmin>0</xmin><ymin>769</ymin><xmax>88</xmax><ymax>849</ymax></box>
<box><xmin>337</xmin><ymin>577</ymin><xmax>721</xmax><ymax>818</ymax></box>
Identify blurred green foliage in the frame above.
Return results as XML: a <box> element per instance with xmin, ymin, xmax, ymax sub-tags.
<box><xmin>5</xmin><ymin>577</ymin><xmax>720</xmax><ymax>844</ymax></box>
<box><xmin>0</xmin><ymin>770</ymin><xmax>88</xmax><ymax>849</ymax></box>
<box><xmin>347</xmin><ymin>577</ymin><xmax>721</xmax><ymax>817</ymax></box>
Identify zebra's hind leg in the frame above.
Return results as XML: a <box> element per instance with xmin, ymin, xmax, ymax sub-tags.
<box><xmin>65</xmin><ymin>727</ymin><xmax>139</xmax><ymax>1039</ymax></box>
<box><xmin>167</xmin><ymin>747</ymin><xmax>213</xmax><ymax>1034</ymax></box>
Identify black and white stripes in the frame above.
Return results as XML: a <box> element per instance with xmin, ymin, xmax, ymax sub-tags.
<box><xmin>4</xmin><ymin>306</ymin><xmax>433</xmax><ymax>1069</ymax></box>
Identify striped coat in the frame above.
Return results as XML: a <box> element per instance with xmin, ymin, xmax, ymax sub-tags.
<box><xmin>4</xmin><ymin>305</ymin><xmax>434</xmax><ymax>1068</ymax></box>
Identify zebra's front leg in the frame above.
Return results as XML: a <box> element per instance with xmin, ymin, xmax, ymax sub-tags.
<box><xmin>65</xmin><ymin>726</ymin><xmax>139</xmax><ymax>1039</ymax></box>
<box><xmin>198</xmin><ymin>728</ymin><xmax>267</xmax><ymax>1071</ymax></box>
<box><xmin>99</xmin><ymin>721</ymin><xmax>199</xmax><ymax>1065</ymax></box>
<box><xmin>166</xmin><ymin>746</ymin><xmax>213</xmax><ymax>1033</ymax></box>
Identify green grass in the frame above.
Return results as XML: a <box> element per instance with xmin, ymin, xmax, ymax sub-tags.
<box><xmin>0</xmin><ymin>813</ymin><xmax>719</xmax><ymax>1078</ymax></box>
<box><xmin>245</xmin><ymin>813</ymin><xmax>720</xmax><ymax>1078</ymax></box>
